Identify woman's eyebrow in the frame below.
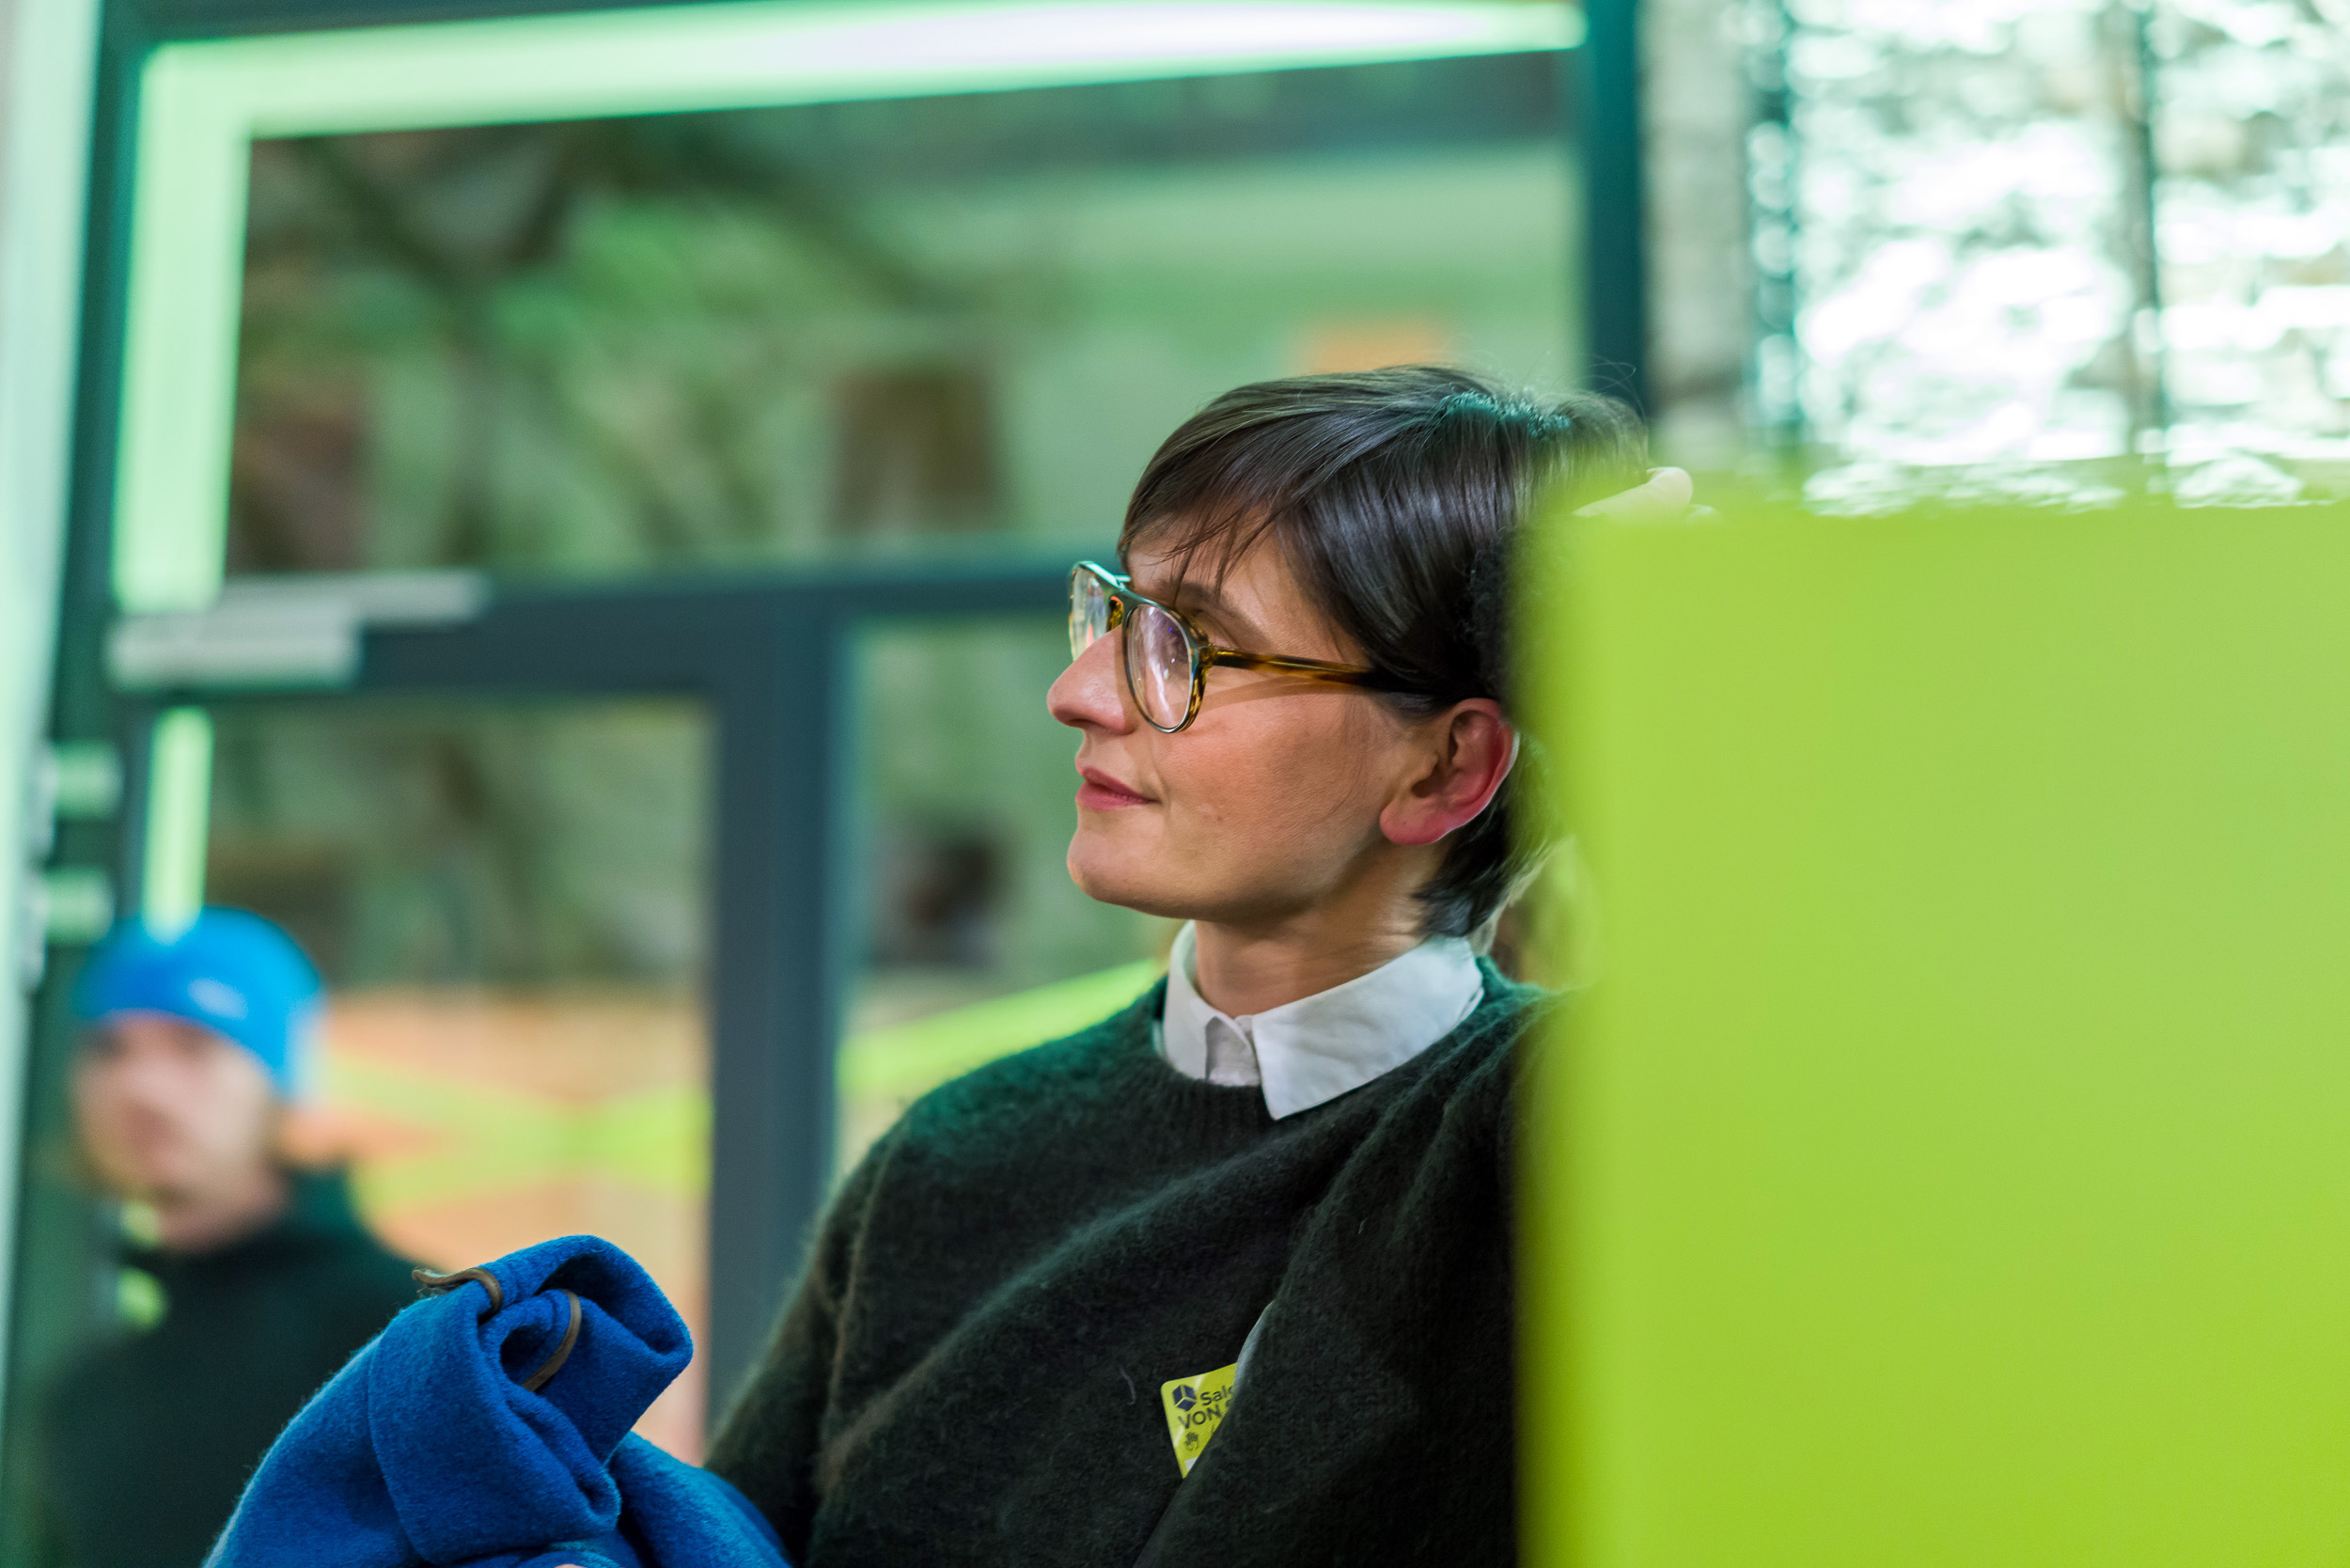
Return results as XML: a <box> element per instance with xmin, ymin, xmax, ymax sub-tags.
<box><xmin>1128</xmin><ymin>566</ymin><xmax>1239</xmax><ymax>631</ymax></box>
<box><xmin>1167</xmin><ymin>580</ymin><xmax>1261</xmax><ymax>643</ymax></box>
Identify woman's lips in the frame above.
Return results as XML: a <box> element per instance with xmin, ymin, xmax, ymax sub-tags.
<box><xmin>1076</xmin><ymin>766</ymin><xmax>1154</xmax><ymax>809</ymax></box>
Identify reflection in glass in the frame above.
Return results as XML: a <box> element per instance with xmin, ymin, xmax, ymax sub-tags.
<box><xmin>841</xmin><ymin>620</ymin><xmax>1160</xmax><ymax>1171</ymax></box>
<box><xmin>229</xmin><ymin>56</ymin><xmax>1576</xmax><ymax>579</ymax></box>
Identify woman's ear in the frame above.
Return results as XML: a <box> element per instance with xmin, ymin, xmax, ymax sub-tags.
<box><xmin>1379</xmin><ymin>699</ymin><xmax>1516</xmax><ymax>847</ymax></box>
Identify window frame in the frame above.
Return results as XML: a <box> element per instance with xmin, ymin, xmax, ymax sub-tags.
<box><xmin>8</xmin><ymin>0</ymin><xmax>1639</xmax><ymax>1493</ymax></box>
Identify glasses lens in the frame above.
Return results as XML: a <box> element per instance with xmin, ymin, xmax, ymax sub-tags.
<box><xmin>1124</xmin><ymin>602</ymin><xmax>1196</xmax><ymax>729</ymax></box>
<box><xmin>1069</xmin><ymin>569</ymin><xmax>1109</xmax><ymax>662</ymax></box>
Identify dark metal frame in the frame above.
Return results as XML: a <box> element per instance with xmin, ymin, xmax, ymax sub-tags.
<box><xmin>8</xmin><ymin>0</ymin><xmax>1646</xmax><ymax>1526</ymax></box>
<box><xmin>1579</xmin><ymin>0</ymin><xmax>1649</xmax><ymax>416</ymax></box>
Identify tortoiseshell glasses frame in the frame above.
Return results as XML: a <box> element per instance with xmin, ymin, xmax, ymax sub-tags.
<box><xmin>1067</xmin><ymin>559</ymin><xmax>1394</xmax><ymax>733</ymax></box>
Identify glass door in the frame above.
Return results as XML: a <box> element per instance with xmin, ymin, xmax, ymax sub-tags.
<box><xmin>205</xmin><ymin>695</ymin><xmax>714</xmax><ymax>1455</ymax></box>
<box><xmin>840</xmin><ymin>617</ymin><xmax>1164</xmax><ymax>1170</ymax></box>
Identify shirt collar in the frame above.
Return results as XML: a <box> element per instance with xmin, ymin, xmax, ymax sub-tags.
<box><xmin>1157</xmin><ymin>921</ymin><xmax>1486</xmax><ymax>1119</ymax></box>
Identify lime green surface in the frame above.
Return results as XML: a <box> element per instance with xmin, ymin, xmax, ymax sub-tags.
<box><xmin>1523</xmin><ymin>499</ymin><xmax>2350</xmax><ymax>1565</ymax></box>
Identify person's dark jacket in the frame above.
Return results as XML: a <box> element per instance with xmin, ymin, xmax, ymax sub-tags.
<box><xmin>36</xmin><ymin>1168</ymin><xmax>418</xmax><ymax>1568</ymax></box>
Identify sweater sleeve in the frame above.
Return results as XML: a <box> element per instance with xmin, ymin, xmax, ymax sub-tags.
<box><xmin>704</xmin><ymin>1130</ymin><xmax>896</xmax><ymax>1557</ymax></box>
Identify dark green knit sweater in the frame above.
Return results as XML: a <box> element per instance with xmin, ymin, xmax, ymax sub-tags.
<box><xmin>707</xmin><ymin>964</ymin><xmax>1543</xmax><ymax>1567</ymax></box>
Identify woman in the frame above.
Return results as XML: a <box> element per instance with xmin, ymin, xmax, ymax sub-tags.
<box><xmin>706</xmin><ymin>367</ymin><xmax>1660</xmax><ymax>1566</ymax></box>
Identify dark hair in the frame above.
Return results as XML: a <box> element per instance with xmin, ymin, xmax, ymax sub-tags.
<box><xmin>1119</xmin><ymin>365</ymin><xmax>1645</xmax><ymax>938</ymax></box>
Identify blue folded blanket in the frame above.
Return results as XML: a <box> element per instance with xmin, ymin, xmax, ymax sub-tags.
<box><xmin>204</xmin><ymin>1235</ymin><xmax>787</xmax><ymax>1568</ymax></box>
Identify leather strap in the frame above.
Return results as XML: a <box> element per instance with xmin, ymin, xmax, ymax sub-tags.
<box><xmin>521</xmin><ymin>1290</ymin><xmax>584</xmax><ymax>1393</ymax></box>
<box><xmin>413</xmin><ymin>1264</ymin><xmax>505</xmax><ymax>1312</ymax></box>
<box><xmin>413</xmin><ymin>1264</ymin><xmax>582</xmax><ymax>1393</ymax></box>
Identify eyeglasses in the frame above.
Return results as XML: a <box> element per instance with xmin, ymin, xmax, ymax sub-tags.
<box><xmin>1067</xmin><ymin>560</ymin><xmax>1391</xmax><ymax>733</ymax></box>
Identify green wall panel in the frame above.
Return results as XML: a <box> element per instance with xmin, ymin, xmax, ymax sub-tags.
<box><xmin>1526</xmin><ymin>499</ymin><xmax>2350</xmax><ymax>1564</ymax></box>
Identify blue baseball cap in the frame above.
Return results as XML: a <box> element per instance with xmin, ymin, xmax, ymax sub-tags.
<box><xmin>73</xmin><ymin>908</ymin><xmax>321</xmax><ymax>1096</ymax></box>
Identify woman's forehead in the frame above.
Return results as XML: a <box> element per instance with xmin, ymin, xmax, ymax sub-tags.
<box><xmin>1128</xmin><ymin>508</ymin><xmax>1279</xmax><ymax>586</ymax></box>
<box><xmin>1126</xmin><ymin>532</ymin><xmax>1289</xmax><ymax>622</ymax></box>
<box><xmin>1126</xmin><ymin>502</ymin><xmax>1269</xmax><ymax>575</ymax></box>
<box><xmin>1126</xmin><ymin>527</ymin><xmax>1361</xmax><ymax>658</ymax></box>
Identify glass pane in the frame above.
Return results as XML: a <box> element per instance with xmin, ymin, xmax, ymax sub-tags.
<box><xmin>1778</xmin><ymin>2</ymin><xmax>2155</xmax><ymax>507</ymax></box>
<box><xmin>204</xmin><ymin>697</ymin><xmax>713</xmax><ymax>1457</ymax></box>
<box><xmin>840</xmin><ymin>619</ymin><xmax>1161</xmax><ymax>1171</ymax></box>
<box><xmin>227</xmin><ymin>56</ymin><xmax>1574</xmax><ymax>579</ymax></box>
<box><xmin>2148</xmin><ymin>0</ymin><xmax>2350</xmax><ymax>494</ymax></box>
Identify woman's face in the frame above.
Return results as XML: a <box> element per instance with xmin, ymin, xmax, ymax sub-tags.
<box><xmin>1047</xmin><ymin>532</ymin><xmax>1439</xmax><ymax>928</ymax></box>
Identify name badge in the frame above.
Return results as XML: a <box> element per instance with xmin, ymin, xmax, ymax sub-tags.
<box><xmin>1159</xmin><ymin>1362</ymin><xmax>1238</xmax><ymax>1476</ymax></box>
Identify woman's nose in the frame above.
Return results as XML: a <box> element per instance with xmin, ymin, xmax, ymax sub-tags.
<box><xmin>1047</xmin><ymin>633</ymin><xmax>1132</xmax><ymax>732</ymax></box>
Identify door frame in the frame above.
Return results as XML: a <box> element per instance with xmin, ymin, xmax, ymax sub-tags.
<box><xmin>118</xmin><ymin>557</ymin><xmax>1073</xmax><ymax>1412</ymax></box>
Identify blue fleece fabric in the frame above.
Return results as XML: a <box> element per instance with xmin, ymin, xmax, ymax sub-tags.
<box><xmin>203</xmin><ymin>1235</ymin><xmax>785</xmax><ymax>1568</ymax></box>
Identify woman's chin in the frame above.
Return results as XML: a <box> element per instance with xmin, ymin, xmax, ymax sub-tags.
<box><xmin>1065</xmin><ymin>840</ymin><xmax>1121</xmax><ymax>903</ymax></box>
<box><xmin>1066</xmin><ymin>834</ymin><xmax>1172</xmax><ymax>916</ymax></box>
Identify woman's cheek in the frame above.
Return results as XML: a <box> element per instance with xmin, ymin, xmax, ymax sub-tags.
<box><xmin>1154</xmin><ymin>738</ymin><xmax>1233</xmax><ymax>828</ymax></box>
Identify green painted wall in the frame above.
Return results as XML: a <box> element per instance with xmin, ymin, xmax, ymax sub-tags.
<box><xmin>1527</xmin><ymin>497</ymin><xmax>2350</xmax><ymax>1564</ymax></box>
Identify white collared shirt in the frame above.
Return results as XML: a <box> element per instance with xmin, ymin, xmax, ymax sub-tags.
<box><xmin>1152</xmin><ymin>921</ymin><xmax>1486</xmax><ymax>1119</ymax></box>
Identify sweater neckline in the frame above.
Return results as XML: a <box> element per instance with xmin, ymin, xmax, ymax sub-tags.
<box><xmin>1105</xmin><ymin>962</ymin><xmax>1532</xmax><ymax>1126</ymax></box>
<box><xmin>1156</xmin><ymin>922</ymin><xmax>1488</xmax><ymax>1119</ymax></box>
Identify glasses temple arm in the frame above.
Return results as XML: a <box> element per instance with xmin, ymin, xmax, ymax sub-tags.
<box><xmin>1202</xmin><ymin>647</ymin><xmax>1389</xmax><ymax>683</ymax></box>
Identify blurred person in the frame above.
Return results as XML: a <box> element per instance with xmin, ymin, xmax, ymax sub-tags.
<box><xmin>34</xmin><ymin>908</ymin><xmax>417</xmax><ymax>1568</ymax></box>
<box><xmin>707</xmin><ymin>368</ymin><xmax>1678</xmax><ymax>1564</ymax></box>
